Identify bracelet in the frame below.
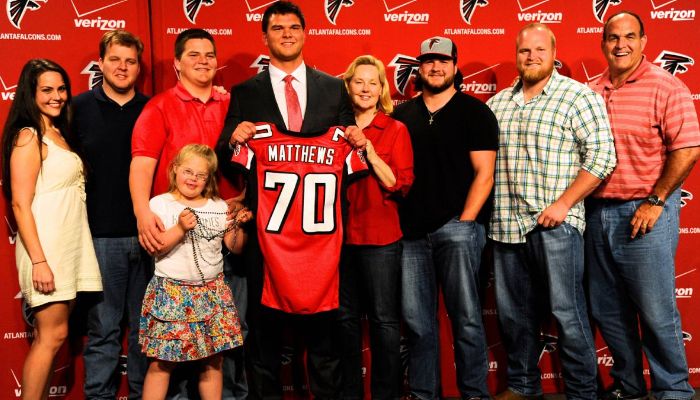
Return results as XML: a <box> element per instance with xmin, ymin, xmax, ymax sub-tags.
<box><xmin>32</xmin><ymin>260</ymin><xmax>46</xmax><ymax>265</ymax></box>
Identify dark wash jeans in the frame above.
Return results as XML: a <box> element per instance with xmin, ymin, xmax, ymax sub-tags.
<box><xmin>493</xmin><ymin>223</ymin><xmax>597</xmax><ymax>400</ymax></box>
<box><xmin>338</xmin><ymin>241</ymin><xmax>402</xmax><ymax>399</ymax></box>
<box><xmin>401</xmin><ymin>218</ymin><xmax>490</xmax><ymax>399</ymax></box>
<box><xmin>84</xmin><ymin>236</ymin><xmax>151</xmax><ymax>400</ymax></box>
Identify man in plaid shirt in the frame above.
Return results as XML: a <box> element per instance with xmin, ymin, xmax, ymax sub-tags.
<box><xmin>486</xmin><ymin>23</ymin><xmax>616</xmax><ymax>400</ymax></box>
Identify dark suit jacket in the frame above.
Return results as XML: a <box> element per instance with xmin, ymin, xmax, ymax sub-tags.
<box><xmin>216</xmin><ymin>66</ymin><xmax>355</xmax><ymax>181</ymax></box>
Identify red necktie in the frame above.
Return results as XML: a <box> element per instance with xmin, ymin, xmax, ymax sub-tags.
<box><xmin>284</xmin><ymin>75</ymin><xmax>303</xmax><ymax>131</ymax></box>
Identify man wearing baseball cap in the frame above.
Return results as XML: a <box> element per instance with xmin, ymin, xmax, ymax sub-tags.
<box><xmin>392</xmin><ymin>36</ymin><xmax>499</xmax><ymax>399</ymax></box>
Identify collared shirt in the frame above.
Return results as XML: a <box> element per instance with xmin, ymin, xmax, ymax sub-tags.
<box><xmin>590</xmin><ymin>58</ymin><xmax>700</xmax><ymax>200</ymax></box>
<box><xmin>73</xmin><ymin>85</ymin><xmax>149</xmax><ymax>237</ymax></box>
<box><xmin>269</xmin><ymin>63</ymin><xmax>307</xmax><ymax>128</ymax></box>
<box><xmin>132</xmin><ymin>82</ymin><xmax>240</xmax><ymax>199</ymax></box>
<box><xmin>345</xmin><ymin>111</ymin><xmax>414</xmax><ymax>245</ymax></box>
<box><xmin>487</xmin><ymin>71</ymin><xmax>616</xmax><ymax>244</ymax></box>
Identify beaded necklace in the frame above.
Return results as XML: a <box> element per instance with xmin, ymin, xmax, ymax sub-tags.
<box><xmin>184</xmin><ymin>207</ymin><xmax>240</xmax><ymax>284</ymax></box>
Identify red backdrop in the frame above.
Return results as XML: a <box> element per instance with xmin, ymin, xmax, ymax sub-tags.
<box><xmin>1</xmin><ymin>0</ymin><xmax>699</xmax><ymax>398</ymax></box>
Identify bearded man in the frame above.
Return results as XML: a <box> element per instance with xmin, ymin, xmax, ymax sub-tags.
<box><xmin>392</xmin><ymin>36</ymin><xmax>499</xmax><ymax>400</ymax></box>
<box><xmin>486</xmin><ymin>23</ymin><xmax>616</xmax><ymax>400</ymax></box>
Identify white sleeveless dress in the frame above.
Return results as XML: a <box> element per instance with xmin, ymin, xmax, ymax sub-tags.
<box><xmin>15</xmin><ymin>129</ymin><xmax>102</xmax><ymax>307</ymax></box>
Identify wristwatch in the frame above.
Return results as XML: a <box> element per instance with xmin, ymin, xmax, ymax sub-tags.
<box><xmin>646</xmin><ymin>194</ymin><xmax>665</xmax><ymax>206</ymax></box>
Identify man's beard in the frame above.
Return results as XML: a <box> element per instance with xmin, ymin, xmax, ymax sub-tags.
<box><xmin>421</xmin><ymin>74</ymin><xmax>455</xmax><ymax>94</ymax></box>
<box><xmin>519</xmin><ymin>63</ymin><xmax>553</xmax><ymax>84</ymax></box>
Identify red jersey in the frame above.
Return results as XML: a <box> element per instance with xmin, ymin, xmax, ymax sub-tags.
<box><xmin>232</xmin><ymin>123</ymin><xmax>367</xmax><ymax>314</ymax></box>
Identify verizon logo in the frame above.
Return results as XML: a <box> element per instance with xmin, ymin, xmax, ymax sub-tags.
<box><xmin>383</xmin><ymin>11</ymin><xmax>429</xmax><ymax>24</ymax></box>
<box><xmin>517</xmin><ymin>10</ymin><xmax>562</xmax><ymax>23</ymax></box>
<box><xmin>73</xmin><ymin>17</ymin><xmax>126</xmax><ymax>30</ymax></box>
<box><xmin>650</xmin><ymin>8</ymin><xmax>695</xmax><ymax>21</ymax></box>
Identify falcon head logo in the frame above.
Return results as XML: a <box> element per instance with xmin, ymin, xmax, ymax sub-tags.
<box><xmin>460</xmin><ymin>0</ymin><xmax>488</xmax><ymax>25</ymax></box>
<box><xmin>428</xmin><ymin>38</ymin><xmax>441</xmax><ymax>49</ymax></box>
<box><xmin>593</xmin><ymin>0</ymin><xmax>622</xmax><ymax>23</ymax></box>
<box><xmin>184</xmin><ymin>0</ymin><xmax>214</xmax><ymax>24</ymax></box>
<box><xmin>21</xmin><ymin>298</ymin><xmax>35</xmax><ymax>328</ymax></box>
<box><xmin>538</xmin><ymin>333</ymin><xmax>558</xmax><ymax>362</ymax></box>
<box><xmin>681</xmin><ymin>189</ymin><xmax>693</xmax><ymax>207</ymax></box>
<box><xmin>389</xmin><ymin>54</ymin><xmax>420</xmax><ymax>96</ymax></box>
<box><xmin>118</xmin><ymin>354</ymin><xmax>128</xmax><ymax>375</ymax></box>
<box><xmin>250</xmin><ymin>55</ymin><xmax>270</xmax><ymax>73</ymax></box>
<box><xmin>280</xmin><ymin>345</ymin><xmax>294</xmax><ymax>365</ymax></box>
<box><xmin>81</xmin><ymin>61</ymin><xmax>103</xmax><ymax>89</ymax></box>
<box><xmin>325</xmin><ymin>0</ymin><xmax>353</xmax><ymax>25</ymax></box>
<box><xmin>654</xmin><ymin>51</ymin><xmax>694</xmax><ymax>76</ymax></box>
<box><xmin>683</xmin><ymin>331</ymin><xmax>693</xmax><ymax>345</ymax></box>
<box><xmin>6</xmin><ymin>0</ymin><xmax>47</xmax><ymax>29</ymax></box>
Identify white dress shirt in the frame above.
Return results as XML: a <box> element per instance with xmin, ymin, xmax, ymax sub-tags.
<box><xmin>268</xmin><ymin>63</ymin><xmax>307</xmax><ymax>130</ymax></box>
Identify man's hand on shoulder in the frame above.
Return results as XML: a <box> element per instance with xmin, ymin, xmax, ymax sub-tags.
<box><xmin>230</xmin><ymin>121</ymin><xmax>257</xmax><ymax>145</ymax></box>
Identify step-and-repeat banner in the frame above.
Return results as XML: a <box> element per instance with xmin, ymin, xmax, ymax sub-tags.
<box><xmin>1</xmin><ymin>0</ymin><xmax>699</xmax><ymax>398</ymax></box>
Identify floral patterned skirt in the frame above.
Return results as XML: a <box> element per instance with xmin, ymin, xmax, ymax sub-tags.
<box><xmin>139</xmin><ymin>273</ymin><xmax>243</xmax><ymax>361</ymax></box>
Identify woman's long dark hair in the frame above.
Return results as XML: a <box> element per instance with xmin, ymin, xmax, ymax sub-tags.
<box><xmin>1</xmin><ymin>59</ymin><xmax>73</xmax><ymax>201</ymax></box>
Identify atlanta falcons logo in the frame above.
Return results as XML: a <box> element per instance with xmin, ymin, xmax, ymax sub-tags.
<box><xmin>118</xmin><ymin>355</ymin><xmax>128</xmax><ymax>375</ymax></box>
<box><xmin>683</xmin><ymin>331</ymin><xmax>693</xmax><ymax>344</ymax></box>
<box><xmin>250</xmin><ymin>55</ymin><xmax>270</xmax><ymax>73</ymax></box>
<box><xmin>460</xmin><ymin>0</ymin><xmax>488</xmax><ymax>25</ymax></box>
<box><xmin>538</xmin><ymin>333</ymin><xmax>558</xmax><ymax>362</ymax></box>
<box><xmin>593</xmin><ymin>0</ymin><xmax>622</xmax><ymax>23</ymax></box>
<box><xmin>184</xmin><ymin>0</ymin><xmax>214</xmax><ymax>24</ymax></box>
<box><xmin>654</xmin><ymin>51</ymin><xmax>694</xmax><ymax>76</ymax></box>
<box><xmin>681</xmin><ymin>189</ymin><xmax>693</xmax><ymax>208</ymax></box>
<box><xmin>389</xmin><ymin>54</ymin><xmax>420</xmax><ymax>96</ymax></box>
<box><xmin>81</xmin><ymin>61</ymin><xmax>103</xmax><ymax>90</ymax></box>
<box><xmin>325</xmin><ymin>0</ymin><xmax>353</xmax><ymax>25</ymax></box>
<box><xmin>554</xmin><ymin>59</ymin><xmax>563</xmax><ymax>70</ymax></box>
<box><xmin>21</xmin><ymin>299</ymin><xmax>34</xmax><ymax>328</ymax></box>
<box><xmin>6</xmin><ymin>0</ymin><xmax>46</xmax><ymax>29</ymax></box>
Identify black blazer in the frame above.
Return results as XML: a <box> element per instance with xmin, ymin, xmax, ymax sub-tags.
<box><xmin>216</xmin><ymin>66</ymin><xmax>355</xmax><ymax>180</ymax></box>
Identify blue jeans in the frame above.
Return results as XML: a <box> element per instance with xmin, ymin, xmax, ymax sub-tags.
<box><xmin>401</xmin><ymin>218</ymin><xmax>489</xmax><ymax>399</ymax></box>
<box><xmin>338</xmin><ymin>241</ymin><xmax>402</xmax><ymax>399</ymax></box>
<box><xmin>84</xmin><ymin>236</ymin><xmax>151</xmax><ymax>400</ymax></box>
<box><xmin>586</xmin><ymin>190</ymin><xmax>694</xmax><ymax>399</ymax></box>
<box><xmin>493</xmin><ymin>223</ymin><xmax>597</xmax><ymax>400</ymax></box>
<box><xmin>223</xmin><ymin>253</ymin><xmax>249</xmax><ymax>400</ymax></box>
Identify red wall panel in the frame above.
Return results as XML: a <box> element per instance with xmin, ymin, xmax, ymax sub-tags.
<box><xmin>0</xmin><ymin>0</ymin><xmax>699</xmax><ymax>398</ymax></box>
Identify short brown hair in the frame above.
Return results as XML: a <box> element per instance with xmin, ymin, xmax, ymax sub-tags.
<box><xmin>99</xmin><ymin>29</ymin><xmax>144</xmax><ymax>60</ymax></box>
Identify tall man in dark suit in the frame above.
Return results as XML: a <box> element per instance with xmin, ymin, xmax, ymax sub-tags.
<box><xmin>215</xmin><ymin>2</ymin><xmax>355</xmax><ymax>399</ymax></box>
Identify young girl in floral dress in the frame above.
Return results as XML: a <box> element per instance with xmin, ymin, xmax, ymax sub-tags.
<box><xmin>139</xmin><ymin>144</ymin><xmax>251</xmax><ymax>400</ymax></box>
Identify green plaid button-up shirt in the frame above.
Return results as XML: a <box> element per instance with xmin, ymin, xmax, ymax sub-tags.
<box><xmin>486</xmin><ymin>71</ymin><xmax>616</xmax><ymax>244</ymax></box>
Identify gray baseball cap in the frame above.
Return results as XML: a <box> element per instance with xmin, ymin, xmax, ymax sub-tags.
<box><xmin>417</xmin><ymin>36</ymin><xmax>457</xmax><ymax>61</ymax></box>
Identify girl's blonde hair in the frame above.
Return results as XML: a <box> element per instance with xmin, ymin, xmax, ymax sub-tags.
<box><xmin>167</xmin><ymin>144</ymin><xmax>220</xmax><ymax>199</ymax></box>
<box><xmin>343</xmin><ymin>55</ymin><xmax>394</xmax><ymax>114</ymax></box>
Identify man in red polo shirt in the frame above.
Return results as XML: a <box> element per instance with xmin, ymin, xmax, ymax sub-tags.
<box><xmin>586</xmin><ymin>11</ymin><xmax>700</xmax><ymax>400</ymax></box>
<box><xmin>130</xmin><ymin>29</ymin><xmax>237</xmax><ymax>247</ymax></box>
<box><xmin>129</xmin><ymin>28</ymin><xmax>246</xmax><ymax>399</ymax></box>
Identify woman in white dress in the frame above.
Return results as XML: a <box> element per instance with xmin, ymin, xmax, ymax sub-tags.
<box><xmin>1</xmin><ymin>59</ymin><xmax>101</xmax><ymax>400</ymax></box>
